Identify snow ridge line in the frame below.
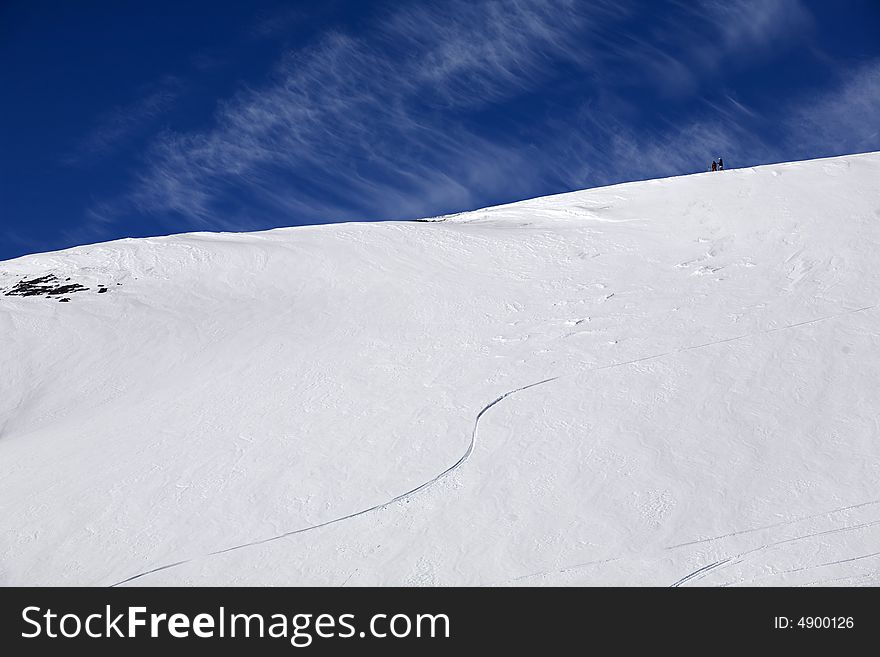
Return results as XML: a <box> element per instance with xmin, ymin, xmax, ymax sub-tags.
<box><xmin>109</xmin><ymin>376</ymin><xmax>560</xmax><ymax>587</ymax></box>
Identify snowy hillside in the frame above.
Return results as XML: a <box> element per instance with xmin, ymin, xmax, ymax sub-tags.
<box><xmin>2</xmin><ymin>152</ymin><xmax>880</xmax><ymax>587</ymax></box>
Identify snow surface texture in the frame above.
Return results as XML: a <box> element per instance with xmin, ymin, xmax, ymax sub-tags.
<box><xmin>2</xmin><ymin>152</ymin><xmax>880</xmax><ymax>587</ymax></box>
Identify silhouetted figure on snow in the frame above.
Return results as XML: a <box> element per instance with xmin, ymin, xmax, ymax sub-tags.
<box><xmin>711</xmin><ymin>160</ymin><xmax>718</xmax><ymax>172</ymax></box>
<box><xmin>718</xmin><ymin>157</ymin><xmax>724</xmax><ymax>171</ymax></box>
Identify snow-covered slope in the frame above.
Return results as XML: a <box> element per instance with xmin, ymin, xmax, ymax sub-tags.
<box><xmin>2</xmin><ymin>152</ymin><xmax>880</xmax><ymax>587</ymax></box>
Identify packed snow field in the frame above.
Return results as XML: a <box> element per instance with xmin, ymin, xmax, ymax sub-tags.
<box><xmin>2</xmin><ymin>152</ymin><xmax>879</xmax><ymax>587</ymax></box>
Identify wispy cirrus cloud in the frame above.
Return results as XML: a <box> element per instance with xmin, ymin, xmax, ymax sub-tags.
<box><xmin>787</xmin><ymin>60</ymin><xmax>880</xmax><ymax>158</ymax></box>
<box><xmin>121</xmin><ymin>0</ymin><xmax>627</xmax><ymax>229</ymax></box>
<box><xmin>555</xmin><ymin>57</ymin><xmax>880</xmax><ymax>187</ymax></box>
<box><xmin>601</xmin><ymin>0</ymin><xmax>813</xmax><ymax>97</ymax></box>
<box><xmin>381</xmin><ymin>0</ymin><xmax>629</xmax><ymax>106</ymax></box>
<box><xmin>63</xmin><ymin>75</ymin><xmax>182</xmax><ymax>165</ymax></box>
<box><xmin>247</xmin><ymin>6</ymin><xmax>304</xmax><ymax>40</ymax></box>
<box><xmin>697</xmin><ymin>0</ymin><xmax>813</xmax><ymax>57</ymax></box>
<box><xmin>80</xmin><ymin>0</ymin><xmax>875</xmax><ymax>243</ymax></box>
<box><xmin>541</xmin><ymin>95</ymin><xmax>772</xmax><ymax>188</ymax></box>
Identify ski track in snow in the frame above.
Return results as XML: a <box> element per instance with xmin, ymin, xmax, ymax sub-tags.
<box><xmin>486</xmin><ymin>499</ymin><xmax>880</xmax><ymax>587</ymax></box>
<box><xmin>111</xmin><ymin>302</ymin><xmax>877</xmax><ymax>587</ymax></box>
<box><xmin>110</xmin><ymin>376</ymin><xmax>560</xmax><ymax>587</ymax></box>
<box><xmin>670</xmin><ymin>558</ymin><xmax>734</xmax><ymax>588</ymax></box>
<box><xmin>594</xmin><ymin>303</ymin><xmax>877</xmax><ymax>372</ymax></box>
<box><xmin>720</xmin><ymin>549</ymin><xmax>880</xmax><ymax>588</ymax></box>
<box><xmin>665</xmin><ymin>499</ymin><xmax>880</xmax><ymax>550</ymax></box>
<box><xmin>675</xmin><ymin>515</ymin><xmax>880</xmax><ymax>587</ymax></box>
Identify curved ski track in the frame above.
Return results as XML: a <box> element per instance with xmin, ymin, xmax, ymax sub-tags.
<box><xmin>111</xmin><ymin>303</ymin><xmax>877</xmax><ymax>587</ymax></box>
<box><xmin>110</xmin><ymin>376</ymin><xmax>559</xmax><ymax>586</ymax></box>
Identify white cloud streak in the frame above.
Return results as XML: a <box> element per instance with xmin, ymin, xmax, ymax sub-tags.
<box><xmin>787</xmin><ymin>60</ymin><xmax>880</xmax><ymax>158</ymax></box>
<box><xmin>64</xmin><ymin>76</ymin><xmax>182</xmax><ymax>165</ymax></box>
<box><xmin>128</xmin><ymin>0</ymin><xmax>620</xmax><ymax>228</ymax></box>
<box><xmin>82</xmin><ymin>0</ymin><xmax>877</xmax><ymax>240</ymax></box>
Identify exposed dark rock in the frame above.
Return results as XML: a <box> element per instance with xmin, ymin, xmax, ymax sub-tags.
<box><xmin>5</xmin><ymin>274</ymin><xmax>89</xmax><ymax>298</ymax></box>
<box><xmin>4</xmin><ymin>274</ymin><xmax>123</xmax><ymax>300</ymax></box>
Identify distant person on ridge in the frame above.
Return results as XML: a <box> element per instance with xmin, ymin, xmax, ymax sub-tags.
<box><xmin>711</xmin><ymin>160</ymin><xmax>718</xmax><ymax>172</ymax></box>
<box><xmin>719</xmin><ymin>157</ymin><xmax>724</xmax><ymax>171</ymax></box>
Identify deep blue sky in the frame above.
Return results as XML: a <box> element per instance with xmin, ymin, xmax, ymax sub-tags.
<box><xmin>2</xmin><ymin>0</ymin><xmax>879</xmax><ymax>261</ymax></box>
